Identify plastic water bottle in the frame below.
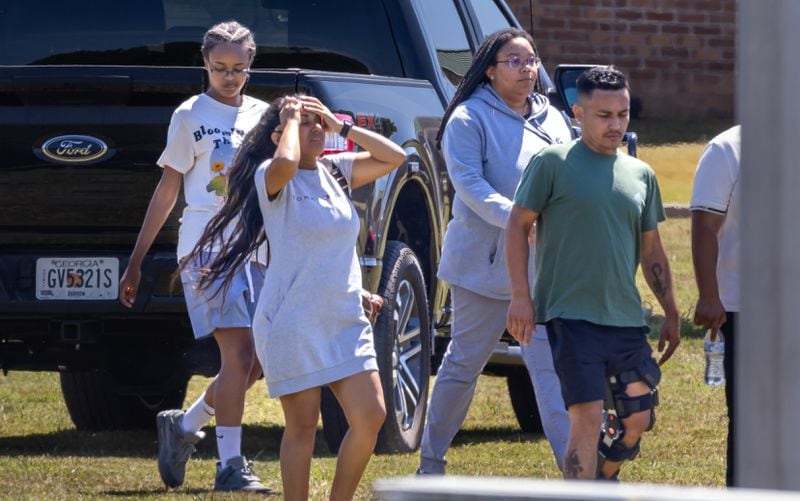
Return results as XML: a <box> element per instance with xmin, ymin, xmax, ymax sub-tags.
<box><xmin>703</xmin><ymin>329</ymin><xmax>725</xmax><ymax>386</ymax></box>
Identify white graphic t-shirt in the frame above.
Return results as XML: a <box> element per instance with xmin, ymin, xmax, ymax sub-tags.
<box><xmin>157</xmin><ymin>93</ymin><xmax>268</xmax><ymax>262</ymax></box>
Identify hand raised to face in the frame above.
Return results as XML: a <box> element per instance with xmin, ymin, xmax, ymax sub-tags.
<box><xmin>278</xmin><ymin>96</ymin><xmax>302</xmax><ymax>129</ymax></box>
<box><xmin>298</xmin><ymin>96</ymin><xmax>343</xmax><ymax>134</ymax></box>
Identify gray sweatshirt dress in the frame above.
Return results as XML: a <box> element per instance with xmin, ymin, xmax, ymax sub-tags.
<box><xmin>252</xmin><ymin>153</ymin><xmax>378</xmax><ymax>397</ymax></box>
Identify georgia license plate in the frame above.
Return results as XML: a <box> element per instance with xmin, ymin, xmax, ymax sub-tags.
<box><xmin>35</xmin><ymin>257</ymin><xmax>119</xmax><ymax>300</ymax></box>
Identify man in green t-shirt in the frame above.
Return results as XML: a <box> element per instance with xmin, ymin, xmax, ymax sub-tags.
<box><xmin>506</xmin><ymin>66</ymin><xmax>680</xmax><ymax>481</ymax></box>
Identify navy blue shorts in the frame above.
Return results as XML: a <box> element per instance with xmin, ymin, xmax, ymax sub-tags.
<box><xmin>545</xmin><ymin>318</ymin><xmax>654</xmax><ymax>407</ymax></box>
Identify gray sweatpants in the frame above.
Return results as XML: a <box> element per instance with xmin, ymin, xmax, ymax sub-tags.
<box><xmin>419</xmin><ymin>286</ymin><xmax>569</xmax><ymax>474</ymax></box>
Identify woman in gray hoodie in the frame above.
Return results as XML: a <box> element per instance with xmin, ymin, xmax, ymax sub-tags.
<box><xmin>418</xmin><ymin>28</ymin><xmax>571</xmax><ymax>475</ymax></box>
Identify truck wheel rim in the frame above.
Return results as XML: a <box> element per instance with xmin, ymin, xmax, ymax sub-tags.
<box><xmin>392</xmin><ymin>278</ymin><xmax>423</xmax><ymax>432</ymax></box>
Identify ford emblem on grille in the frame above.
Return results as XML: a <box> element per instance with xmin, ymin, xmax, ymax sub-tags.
<box><xmin>39</xmin><ymin>135</ymin><xmax>110</xmax><ymax>164</ymax></box>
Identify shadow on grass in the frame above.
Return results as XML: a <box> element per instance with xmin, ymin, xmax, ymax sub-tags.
<box><xmin>451</xmin><ymin>426</ymin><xmax>545</xmax><ymax>448</ymax></box>
<box><xmin>100</xmin><ymin>487</ymin><xmax>208</xmax><ymax>497</ymax></box>
<box><xmin>101</xmin><ymin>487</ymin><xmax>283</xmax><ymax>499</ymax></box>
<box><xmin>3</xmin><ymin>419</ymin><xmax>538</xmax><ymax>459</ymax></box>
<box><xmin>630</xmin><ymin>118</ymin><xmax>735</xmax><ymax>146</ymax></box>
<box><xmin>101</xmin><ymin>487</ymin><xmax>282</xmax><ymax>498</ymax></box>
<box><xmin>647</xmin><ymin>313</ymin><xmax>706</xmax><ymax>340</ymax></box>
<box><xmin>101</xmin><ymin>487</ymin><xmax>281</xmax><ymax>498</ymax></box>
<box><xmin>0</xmin><ymin>423</ymin><xmax>295</xmax><ymax>459</ymax></box>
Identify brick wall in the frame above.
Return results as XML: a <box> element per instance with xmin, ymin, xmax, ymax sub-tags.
<box><xmin>506</xmin><ymin>0</ymin><xmax>735</xmax><ymax>119</ymax></box>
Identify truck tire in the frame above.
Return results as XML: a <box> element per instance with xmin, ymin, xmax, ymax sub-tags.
<box><xmin>506</xmin><ymin>367</ymin><xmax>544</xmax><ymax>434</ymax></box>
<box><xmin>60</xmin><ymin>370</ymin><xmax>188</xmax><ymax>431</ymax></box>
<box><xmin>321</xmin><ymin>241</ymin><xmax>431</xmax><ymax>454</ymax></box>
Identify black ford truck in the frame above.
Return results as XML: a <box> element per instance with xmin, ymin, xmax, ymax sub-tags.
<box><xmin>0</xmin><ymin>0</ymin><xmax>604</xmax><ymax>453</ymax></box>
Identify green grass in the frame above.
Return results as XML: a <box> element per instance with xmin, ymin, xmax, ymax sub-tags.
<box><xmin>0</xmin><ymin>219</ymin><xmax>724</xmax><ymax>499</ymax></box>
<box><xmin>639</xmin><ymin>143</ymin><xmax>705</xmax><ymax>204</ymax></box>
<box><xmin>631</xmin><ymin>118</ymin><xmax>734</xmax><ymax>146</ymax></box>
<box><xmin>638</xmin><ymin>218</ymin><xmax>704</xmax><ymax>340</ymax></box>
<box><xmin>631</xmin><ymin>119</ymin><xmax>735</xmax><ymax>204</ymax></box>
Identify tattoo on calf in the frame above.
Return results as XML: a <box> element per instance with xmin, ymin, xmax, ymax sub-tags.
<box><xmin>564</xmin><ymin>449</ymin><xmax>584</xmax><ymax>479</ymax></box>
<box><xmin>651</xmin><ymin>262</ymin><xmax>670</xmax><ymax>298</ymax></box>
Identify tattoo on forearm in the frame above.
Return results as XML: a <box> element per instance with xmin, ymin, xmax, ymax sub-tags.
<box><xmin>564</xmin><ymin>449</ymin><xmax>584</xmax><ymax>479</ymax></box>
<box><xmin>650</xmin><ymin>262</ymin><xmax>670</xmax><ymax>298</ymax></box>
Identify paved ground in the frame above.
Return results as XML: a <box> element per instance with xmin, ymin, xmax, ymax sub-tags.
<box><xmin>665</xmin><ymin>204</ymin><xmax>690</xmax><ymax>218</ymax></box>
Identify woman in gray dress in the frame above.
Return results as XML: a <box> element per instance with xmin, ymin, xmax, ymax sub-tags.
<box><xmin>183</xmin><ymin>94</ymin><xmax>405</xmax><ymax>500</ymax></box>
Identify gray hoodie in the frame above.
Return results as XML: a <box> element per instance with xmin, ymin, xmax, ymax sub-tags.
<box><xmin>437</xmin><ymin>84</ymin><xmax>573</xmax><ymax>299</ymax></box>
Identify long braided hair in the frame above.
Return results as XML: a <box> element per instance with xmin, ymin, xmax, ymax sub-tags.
<box><xmin>436</xmin><ymin>27</ymin><xmax>542</xmax><ymax>148</ymax></box>
<box><xmin>178</xmin><ymin>96</ymin><xmax>286</xmax><ymax>294</ymax></box>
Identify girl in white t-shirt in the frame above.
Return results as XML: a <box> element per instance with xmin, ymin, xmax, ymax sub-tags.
<box><xmin>119</xmin><ymin>21</ymin><xmax>271</xmax><ymax>493</ymax></box>
<box><xmin>183</xmin><ymin>94</ymin><xmax>405</xmax><ymax>500</ymax></box>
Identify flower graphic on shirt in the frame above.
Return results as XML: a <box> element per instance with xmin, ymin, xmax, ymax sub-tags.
<box><xmin>207</xmin><ymin>161</ymin><xmax>228</xmax><ymax>197</ymax></box>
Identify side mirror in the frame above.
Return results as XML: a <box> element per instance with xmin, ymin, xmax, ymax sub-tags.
<box><xmin>624</xmin><ymin>131</ymin><xmax>638</xmax><ymax>158</ymax></box>
<box><xmin>552</xmin><ymin>64</ymin><xmax>598</xmax><ymax>117</ymax></box>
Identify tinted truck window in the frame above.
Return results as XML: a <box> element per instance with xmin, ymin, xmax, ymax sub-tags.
<box><xmin>468</xmin><ymin>0</ymin><xmax>515</xmax><ymax>40</ymax></box>
<box><xmin>0</xmin><ymin>0</ymin><xmax>402</xmax><ymax>75</ymax></box>
<box><xmin>412</xmin><ymin>0</ymin><xmax>472</xmax><ymax>87</ymax></box>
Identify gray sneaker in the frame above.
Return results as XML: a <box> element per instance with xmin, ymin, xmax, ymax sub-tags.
<box><xmin>156</xmin><ymin>409</ymin><xmax>205</xmax><ymax>488</ymax></box>
<box><xmin>214</xmin><ymin>456</ymin><xmax>273</xmax><ymax>493</ymax></box>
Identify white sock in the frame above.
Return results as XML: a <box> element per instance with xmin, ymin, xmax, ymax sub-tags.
<box><xmin>181</xmin><ymin>392</ymin><xmax>215</xmax><ymax>434</ymax></box>
<box><xmin>215</xmin><ymin>425</ymin><xmax>242</xmax><ymax>467</ymax></box>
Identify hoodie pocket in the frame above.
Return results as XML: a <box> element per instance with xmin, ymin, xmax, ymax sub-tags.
<box><xmin>489</xmin><ymin>230</ymin><xmax>506</xmax><ymax>268</ymax></box>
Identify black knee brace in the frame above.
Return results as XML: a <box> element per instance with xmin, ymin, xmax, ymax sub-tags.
<box><xmin>600</xmin><ymin>436</ymin><xmax>641</xmax><ymax>462</ymax></box>
<box><xmin>598</xmin><ymin>357</ymin><xmax>661</xmax><ymax>463</ymax></box>
<box><xmin>608</xmin><ymin>357</ymin><xmax>660</xmax><ymax>429</ymax></box>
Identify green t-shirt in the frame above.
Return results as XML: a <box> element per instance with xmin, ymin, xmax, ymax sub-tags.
<box><xmin>514</xmin><ymin>140</ymin><xmax>666</xmax><ymax>327</ymax></box>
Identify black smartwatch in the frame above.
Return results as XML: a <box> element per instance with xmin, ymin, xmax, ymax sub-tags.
<box><xmin>339</xmin><ymin>120</ymin><xmax>354</xmax><ymax>138</ymax></box>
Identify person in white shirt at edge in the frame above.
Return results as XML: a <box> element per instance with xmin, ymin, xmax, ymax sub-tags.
<box><xmin>180</xmin><ymin>94</ymin><xmax>405</xmax><ymax>500</ymax></box>
<box><xmin>119</xmin><ymin>21</ymin><xmax>271</xmax><ymax>493</ymax></box>
<box><xmin>690</xmin><ymin>125</ymin><xmax>741</xmax><ymax>487</ymax></box>
<box><xmin>416</xmin><ymin>27</ymin><xmax>570</xmax><ymax>476</ymax></box>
